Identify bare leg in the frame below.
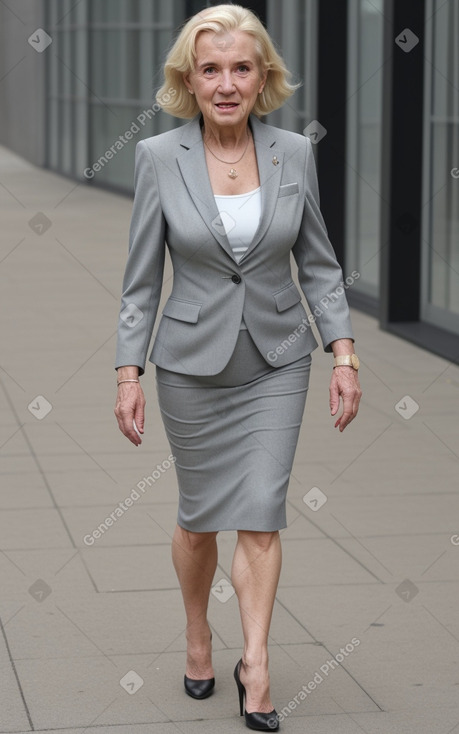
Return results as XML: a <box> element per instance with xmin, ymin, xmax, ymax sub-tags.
<box><xmin>172</xmin><ymin>523</ymin><xmax>218</xmax><ymax>679</ymax></box>
<box><xmin>231</xmin><ymin>530</ymin><xmax>281</xmax><ymax>713</ymax></box>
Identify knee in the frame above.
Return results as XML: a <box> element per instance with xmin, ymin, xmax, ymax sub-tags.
<box><xmin>237</xmin><ymin>530</ymin><xmax>279</xmax><ymax>553</ymax></box>
<box><xmin>175</xmin><ymin>525</ymin><xmax>218</xmax><ymax>552</ymax></box>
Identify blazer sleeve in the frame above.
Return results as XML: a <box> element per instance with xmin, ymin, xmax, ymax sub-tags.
<box><xmin>115</xmin><ymin>140</ymin><xmax>166</xmax><ymax>374</ymax></box>
<box><xmin>292</xmin><ymin>136</ymin><xmax>354</xmax><ymax>352</ymax></box>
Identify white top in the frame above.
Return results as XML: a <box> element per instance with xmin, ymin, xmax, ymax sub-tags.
<box><xmin>214</xmin><ymin>187</ymin><xmax>261</xmax><ymax>330</ymax></box>
<box><xmin>214</xmin><ymin>186</ymin><xmax>261</xmax><ymax>263</ymax></box>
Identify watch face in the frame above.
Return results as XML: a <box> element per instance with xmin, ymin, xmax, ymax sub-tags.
<box><xmin>351</xmin><ymin>354</ymin><xmax>360</xmax><ymax>369</ymax></box>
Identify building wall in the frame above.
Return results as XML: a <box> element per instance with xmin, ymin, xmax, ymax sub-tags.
<box><xmin>0</xmin><ymin>0</ymin><xmax>47</xmax><ymax>166</ymax></box>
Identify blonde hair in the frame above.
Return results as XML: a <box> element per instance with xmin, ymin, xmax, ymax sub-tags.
<box><xmin>155</xmin><ymin>4</ymin><xmax>299</xmax><ymax>119</ymax></box>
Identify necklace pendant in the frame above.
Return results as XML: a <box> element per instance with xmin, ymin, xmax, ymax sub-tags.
<box><xmin>228</xmin><ymin>168</ymin><xmax>238</xmax><ymax>179</ymax></box>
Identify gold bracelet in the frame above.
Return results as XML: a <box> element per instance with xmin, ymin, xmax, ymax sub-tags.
<box><xmin>117</xmin><ymin>379</ymin><xmax>140</xmax><ymax>386</ymax></box>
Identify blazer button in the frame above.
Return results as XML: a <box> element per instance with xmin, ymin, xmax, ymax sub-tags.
<box><xmin>231</xmin><ymin>274</ymin><xmax>242</xmax><ymax>284</ymax></box>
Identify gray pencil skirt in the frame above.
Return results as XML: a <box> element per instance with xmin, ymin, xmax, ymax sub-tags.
<box><xmin>155</xmin><ymin>329</ymin><xmax>311</xmax><ymax>532</ymax></box>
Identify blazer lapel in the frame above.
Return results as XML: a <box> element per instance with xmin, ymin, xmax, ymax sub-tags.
<box><xmin>240</xmin><ymin>115</ymin><xmax>283</xmax><ymax>261</ymax></box>
<box><xmin>176</xmin><ymin>115</ymin><xmax>284</xmax><ymax>263</ymax></box>
<box><xmin>176</xmin><ymin>117</ymin><xmax>235</xmax><ymax>260</ymax></box>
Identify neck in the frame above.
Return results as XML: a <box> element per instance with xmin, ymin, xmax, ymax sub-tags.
<box><xmin>202</xmin><ymin>117</ymin><xmax>251</xmax><ymax>149</ymax></box>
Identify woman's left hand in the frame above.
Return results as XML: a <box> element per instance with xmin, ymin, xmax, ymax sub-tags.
<box><xmin>329</xmin><ymin>367</ymin><xmax>362</xmax><ymax>431</ymax></box>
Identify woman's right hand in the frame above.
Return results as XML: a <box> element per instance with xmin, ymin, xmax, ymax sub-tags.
<box><xmin>114</xmin><ymin>372</ymin><xmax>145</xmax><ymax>446</ymax></box>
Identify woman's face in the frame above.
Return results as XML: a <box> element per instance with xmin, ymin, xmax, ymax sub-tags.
<box><xmin>184</xmin><ymin>30</ymin><xmax>267</xmax><ymax>129</ymax></box>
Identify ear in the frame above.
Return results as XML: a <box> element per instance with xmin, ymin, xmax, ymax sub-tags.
<box><xmin>183</xmin><ymin>72</ymin><xmax>193</xmax><ymax>94</ymax></box>
<box><xmin>258</xmin><ymin>68</ymin><xmax>268</xmax><ymax>94</ymax></box>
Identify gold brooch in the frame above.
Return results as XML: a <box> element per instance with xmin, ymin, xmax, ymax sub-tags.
<box><xmin>272</xmin><ymin>156</ymin><xmax>279</xmax><ymax>166</ymax></box>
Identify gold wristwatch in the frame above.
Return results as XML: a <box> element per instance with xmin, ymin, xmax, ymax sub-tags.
<box><xmin>333</xmin><ymin>354</ymin><xmax>360</xmax><ymax>370</ymax></box>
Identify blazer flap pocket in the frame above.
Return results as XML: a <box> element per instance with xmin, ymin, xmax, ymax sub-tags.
<box><xmin>278</xmin><ymin>182</ymin><xmax>299</xmax><ymax>198</ymax></box>
<box><xmin>162</xmin><ymin>298</ymin><xmax>202</xmax><ymax>323</ymax></box>
<box><xmin>273</xmin><ymin>282</ymin><xmax>302</xmax><ymax>312</ymax></box>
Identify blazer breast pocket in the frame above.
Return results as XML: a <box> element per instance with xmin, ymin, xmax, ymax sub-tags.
<box><xmin>162</xmin><ymin>297</ymin><xmax>202</xmax><ymax>323</ymax></box>
<box><xmin>278</xmin><ymin>182</ymin><xmax>299</xmax><ymax>198</ymax></box>
<box><xmin>273</xmin><ymin>282</ymin><xmax>302</xmax><ymax>312</ymax></box>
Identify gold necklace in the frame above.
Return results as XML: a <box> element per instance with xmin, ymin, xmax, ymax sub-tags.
<box><xmin>204</xmin><ymin>128</ymin><xmax>251</xmax><ymax>179</ymax></box>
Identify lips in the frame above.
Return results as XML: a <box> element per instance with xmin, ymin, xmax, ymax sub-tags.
<box><xmin>215</xmin><ymin>103</ymin><xmax>239</xmax><ymax>109</ymax></box>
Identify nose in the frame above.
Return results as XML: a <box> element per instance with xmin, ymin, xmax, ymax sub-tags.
<box><xmin>219</xmin><ymin>69</ymin><xmax>235</xmax><ymax>94</ymax></box>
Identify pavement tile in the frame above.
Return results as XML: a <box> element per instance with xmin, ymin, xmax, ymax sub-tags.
<box><xmin>277</xmin><ymin>583</ymin><xmax>459</xmax><ymax>711</ymax></box>
<box><xmin>5</xmin><ymin>589</ymin><xmax>188</xmax><ymax>661</ymax></box>
<box><xmin>0</xmin><ymin>473</ymin><xmax>52</xmax><ymax>509</ymax></box>
<box><xmin>0</xmin><ymin>548</ymin><xmax>93</xmax><ymax>600</ymax></box>
<box><xmin>81</xmin><ymin>545</ymin><xmax>177</xmax><ymax>592</ymax></box>
<box><xmin>46</xmin><ymin>466</ymin><xmax>179</xmax><ymax>506</ymax></box>
<box><xmin>353</xmin><ymin>708</ymin><xmax>459</xmax><ymax>733</ymax></box>
<box><xmin>0</xmin><ymin>632</ymin><xmax>31</xmax><ymax>732</ymax></box>
<box><xmin>0</xmin><ymin>509</ymin><xmax>73</xmax><ymax>550</ymax></box>
<box><xmin>288</xmin><ymin>492</ymin><xmax>459</xmax><ymax>539</ymax></box>
<box><xmin>337</xmin><ymin>533</ymin><xmax>459</xmax><ymax>582</ymax></box>
<box><xmin>1</xmin><ymin>725</ymin><xmax>181</xmax><ymax>734</ymax></box>
<box><xmin>63</xmin><ymin>502</ymin><xmax>176</xmax><ymax>548</ymax></box>
<box><xmin>14</xmin><ymin>656</ymin><xmax>169</xmax><ymax>729</ymax></box>
<box><xmin>277</xmin><ymin>538</ymin><xmax>379</xmax><ymax>587</ymax></box>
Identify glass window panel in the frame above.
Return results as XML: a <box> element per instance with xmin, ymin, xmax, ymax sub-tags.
<box><xmin>345</xmin><ymin>0</ymin><xmax>383</xmax><ymax>298</ymax></box>
<box><xmin>46</xmin><ymin>0</ymin><xmax>195</xmax><ymax>187</ymax></box>
<box><xmin>421</xmin><ymin>0</ymin><xmax>459</xmax><ymax>332</ymax></box>
<box><xmin>266</xmin><ymin>0</ymin><xmax>317</xmax><ymax>134</ymax></box>
<box><xmin>91</xmin><ymin>0</ymin><xmax>123</xmax><ymax>23</ymax></box>
<box><xmin>90</xmin><ymin>105</ymin><xmax>144</xmax><ymax>189</ymax></box>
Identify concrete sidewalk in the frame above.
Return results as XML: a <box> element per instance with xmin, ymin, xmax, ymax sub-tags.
<box><xmin>1</xmin><ymin>144</ymin><xmax>458</xmax><ymax>734</ymax></box>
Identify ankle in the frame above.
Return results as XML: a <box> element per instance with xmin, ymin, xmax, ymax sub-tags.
<box><xmin>242</xmin><ymin>650</ymin><xmax>269</xmax><ymax>670</ymax></box>
<box><xmin>186</xmin><ymin>624</ymin><xmax>211</xmax><ymax>645</ymax></box>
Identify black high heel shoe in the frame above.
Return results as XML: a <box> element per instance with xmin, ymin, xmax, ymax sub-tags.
<box><xmin>184</xmin><ymin>674</ymin><xmax>215</xmax><ymax>699</ymax></box>
<box><xmin>233</xmin><ymin>659</ymin><xmax>279</xmax><ymax>731</ymax></box>
<box><xmin>184</xmin><ymin>633</ymin><xmax>215</xmax><ymax>700</ymax></box>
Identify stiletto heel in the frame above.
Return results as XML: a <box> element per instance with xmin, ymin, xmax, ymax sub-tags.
<box><xmin>184</xmin><ymin>633</ymin><xmax>215</xmax><ymax>699</ymax></box>
<box><xmin>233</xmin><ymin>659</ymin><xmax>279</xmax><ymax>731</ymax></box>
<box><xmin>234</xmin><ymin>659</ymin><xmax>245</xmax><ymax>716</ymax></box>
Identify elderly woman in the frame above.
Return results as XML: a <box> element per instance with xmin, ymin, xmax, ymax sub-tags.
<box><xmin>115</xmin><ymin>4</ymin><xmax>361</xmax><ymax>731</ymax></box>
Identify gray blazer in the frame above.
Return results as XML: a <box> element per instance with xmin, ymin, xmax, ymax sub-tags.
<box><xmin>115</xmin><ymin>114</ymin><xmax>354</xmax><ymax>375</ymax></box>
